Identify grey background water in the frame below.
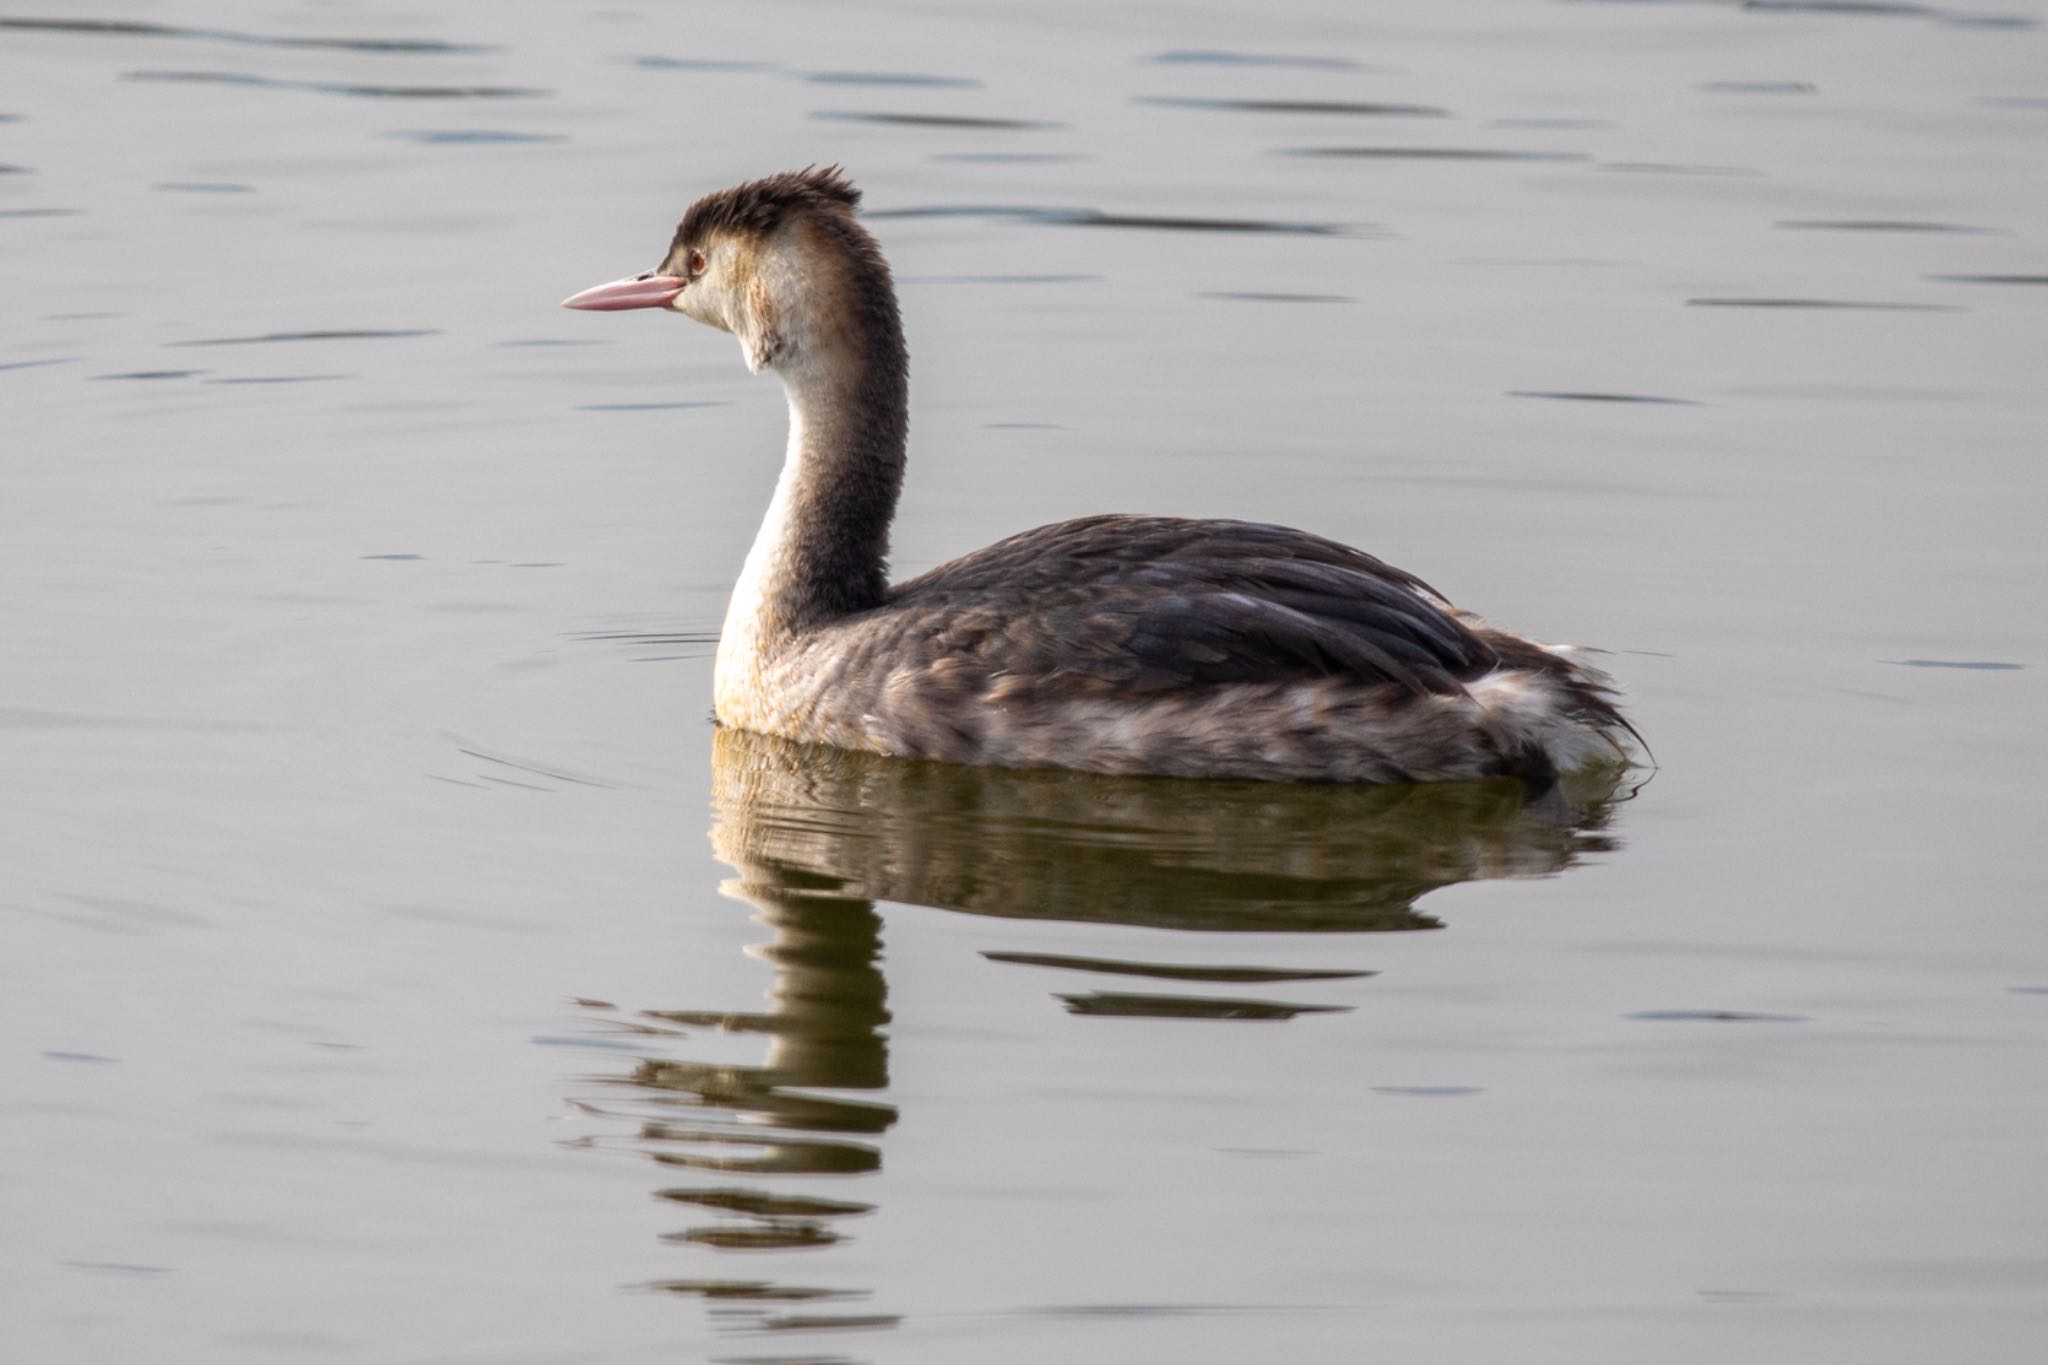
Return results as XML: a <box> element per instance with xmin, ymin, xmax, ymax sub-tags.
<box><xmin>4</xmin><ymin>1</ymin><xmax>2045</xmax><ymax>1361</ymax></box>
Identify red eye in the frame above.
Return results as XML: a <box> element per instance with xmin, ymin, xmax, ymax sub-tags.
<box><xmin>689</xmin><ymin>248</ymin><xmax>707</xmax><ymax>276</ymax></box>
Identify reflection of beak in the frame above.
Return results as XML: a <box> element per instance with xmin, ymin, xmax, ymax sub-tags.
<box><xmin>561</xmin><ymin>273</ymin><xmax>685</xmax><ymax>311</ymax></box>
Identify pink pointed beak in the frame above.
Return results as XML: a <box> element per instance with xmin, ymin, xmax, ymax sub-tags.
<box><xmin>561</xmin><ymin>273</ymin><xmax>685</xmax><ymax>311</ymax></box>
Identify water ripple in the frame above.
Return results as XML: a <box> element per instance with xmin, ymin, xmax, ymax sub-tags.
<box><xmin>124</xmin><ymin>71</ymin><xmax>546</xmax><ymax>99</ymax></box>
<box><xmin>1137</xmin><ymin>96</ymin><xmax>1449</xmax><ymax>118</ymax></box>
<box><xmin>1057</xmin><ymin>991</ymin><xmax>1352</xmax><ymax>1020</ymax></box>
<box><xmin>384</xmin><ymin>129</ymin><xmax>566</xmax><ymax>145</ymax></box>
<box><xmin>1284</xmin><ymin>146</ymin><xmax>1591</xmax><ymax>163</ymax></box>
<box><xmin>1699</xmin><ymin>80</ymin><xmax>1818</xmax><ymax>94</ymax></box>
<box><xmin>1144</xmin><ymin>50</ymin><xmax>1380</xmax><ymax>71</ymax></box>
<box><xmin>170</xmin><ymin>328</ymin><xmax>438</xmax><ymax>347</ymax></box>
<box><xmin>805</xmin><ymin>71</ymin><xmax>979</xmax><ymax>88</ymax></box>
<box><xmin>1926</xmin><ymin>273</ymin><xmax>2048</xmax><ymax>286</ymax></box>
<box><xmin>1686</xmin><ymin>297</ymin><xmax>1960</xmax><ymax>311</ymax></box>
<box><xmin>811</xmin><ymin>110</ymin><xmax>1062</xmax><ymax>130</ymax></box>
<box><xmin>870</xmin><ymin>204</ymin><xmax>1352</xmax><ymax>235</ymax></box>
<box><xmin>0</xmin><ymin>16</ymin><xmax>495</xmax><ymax>53</ymax></box>
<box><xmin>983</xmin><ymin>951</ymin><xmax>1374</xmax><ymax>983</ymax></box>
<box><xmin>1883</xmin><ymin>658</ymin><xmax>2024</xmax><ymax>670</ymax></box>
<box><xmin>1510</xmin><ymin>390</ymin><xmax>1701</xmax><ymax>405</ymax></box>
<box><xmin>1627</xmin><ymin>1010</ymin><xmax>1810</xmax><ymax>1022</ymax></box>
<box><xmin>1777</xmin><ymin>218</ymin><xmax>2002</xmax><ymax>233</ymax></box>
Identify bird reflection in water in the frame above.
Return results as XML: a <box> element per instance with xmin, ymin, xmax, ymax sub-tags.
<box><xmin>574</xmin><ymin>728</ymin><xmax>1630</xmax><ymax>1334</ymax></box>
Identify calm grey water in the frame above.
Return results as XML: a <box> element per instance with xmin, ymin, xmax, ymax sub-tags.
<box><xmin>4</xmin><ymin>2</ymin><xmax>2046</xmax><ymax>1361</ymax></box>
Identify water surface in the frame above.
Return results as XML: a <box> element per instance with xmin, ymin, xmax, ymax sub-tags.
<box><xmin>4</xmin><ymin>2</ymin><xmax>2045</xmax><ymax>1362</ymax></box>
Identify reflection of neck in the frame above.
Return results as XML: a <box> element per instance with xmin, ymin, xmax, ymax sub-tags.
<box><xmin>751</xmin><ymin>891</ymin><xmax>890</xmax><ymax>1091</ymax></box>
<box><xmin>719</xmin><ymin>285</ymin><xmax>909</xmax><ymax>663</ymax></box>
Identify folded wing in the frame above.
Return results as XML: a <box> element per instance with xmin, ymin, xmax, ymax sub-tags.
<box><xmin>886</xmin><ymin>515</ymin><xmax>1502</xmax><ymax>697</ymax></box>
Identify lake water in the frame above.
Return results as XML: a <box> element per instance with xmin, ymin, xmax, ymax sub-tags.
<box><xmin>4</xmin><ymin>2</ymin><xmax>2045</xmax><ymax>1361</ymax></box>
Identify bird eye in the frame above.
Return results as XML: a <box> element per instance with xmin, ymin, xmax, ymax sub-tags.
<box><xmin>689</xmin><ymin>248</ymin><xmax>708</xmax><ymax>277</ymax></box>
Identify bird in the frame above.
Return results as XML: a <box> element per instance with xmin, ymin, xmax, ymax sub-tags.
<box><xmin>564</xmin><ymin>166</ymin><xmax>1639</xmax><ymax>784</ymax></box>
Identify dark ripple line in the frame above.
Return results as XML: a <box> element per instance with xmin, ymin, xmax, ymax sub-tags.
<box><xmin>755</xmin><ymin>1311</ymin><xmax>903</xmax><ymax>1332</ymax></box>
<box><xmin>1627</xmin><ymin>1009</ymin><xmax>1808</xmax><ymax>1022</ymax></box>
<box><xmin>384</xmin><ymin>129</ymin><xmax>566</xmax><ymax>144</ymax></box>
<box><xmin>1136</xmin><ymin>95</ymin><xmax>1448</xmax><ymax>117</ymax></box>
<box><xmin>619</xmin><ymin>55</ymin><xmax>776</xmax><ymax>72</ymax></box>
<box><xmin>204</xmin><ymin>374</ymin><xmax>350</xmax><ymax>384</ymax></box>
<box><xmin>170</xmin><ymin>328</ymin><xmax>438</xmax><ymax>347</ymax></box>
<box><xmin>0</xmin><ymin>16</ymin><xmax>496</xmax><ymax>52</ymax></box>
<box><xmin>1058</xmin><ymin>991</ymin><xmax>1351</xmax><ymax>1020</ymax></box>
<box><xmin>869</xmin><ymin>204</ymin><xmax>1350</xmax><ymax>235</ymax></box>
<box><xmin>456</xmin><ymin>746</ymin><xmax>614</xmax><ymax>789</ymax></box>
<box><xmin>805</xmin><ymin>71</ymin><xmax>979</xmax><ymax>88</ymax></box>
<box><xmin>1510</xmin><ymin>390</ymin><xmax>1700</xmax><ymax>405</ymax></box>
<box><xmin>124</xmin><ymin>70</ymin><xmax>545</xmax><ymax>99</ymax></box>
<box><xmin>1284</xmin><ymin>146</ymin><xmax>1591</xmax><ymax>163</ymax></box>
<box><xmin>1145</xmin><ymin>49</ymin><xmax>1378</xmax><ymax>71</ymax></box>
<box><xmin>1777</xmin><ymin>218</ymin><xmax>2001</xmax><ymax>233</ymax></box>
<box><xmin>1743</xmin><ymin>1</ymin><xmax>1936</xmax><ymax>13</ymax></box>
<box><xmin>1073</xmin><ymin>210</ymin><xmax>1348</xmax><ymax>234</ymax></box>
<box><xmin>638</xmin><ymin>1278</ymin><xmax>867</xmax><ymax>1302</ymax></box>
<box><xmin>570</xmin><ymin>629</ymin><xmax>721</xmax><ymax>644</ymax></box>
<box><xmin>1687</xmin><ymin>297</ymin><xmax>1959</xmax><ymax>311</ymax></box>
<box><xmin>1699</xmin><ymin>80</ymin><xmax>1818</xmax><ymax>94</ymax></box>
<box><xmin>1743</xmin><ymin>0</ymin><xmax>2036</xmax><ymax>22</ymax></box>
<box><xmin>811</xmin><ymin>109</ymin><xmax>1061</xmax><ymax>130</ymax></box>
<box><xmin>986</xmin><ymin>951</ymin><xmax>1372</xmax><ymax>983</ymax></box>
<box><xmin>1884</xmin><ymin>658</ymin><xmax>2024</xmax><ymax>670</ymax></box>
<box><xmin>1926</xmin><ymin>273</ymin><xmax>2048</xmax><ymax>285</ymax></box>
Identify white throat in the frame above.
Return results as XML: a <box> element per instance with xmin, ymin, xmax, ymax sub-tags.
<box><xmin>716</xmin><ymin>387</ymin><xmax>808</xmax><ymax>678</ymax></box>
<box><xmin>713</xmin><ymin>353</ymin><xmax>853</xmax><ymax>724</ymax></box>
<box><xmin>706</xmin><ymin>263</ymin><xmax>907</xmax><ymax>730</ymax></box>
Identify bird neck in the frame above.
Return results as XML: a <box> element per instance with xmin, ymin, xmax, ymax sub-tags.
<box><xmin>721</xmin><ymin>307</ymin><xmax>908</xmax><ymax>654</ymax></box>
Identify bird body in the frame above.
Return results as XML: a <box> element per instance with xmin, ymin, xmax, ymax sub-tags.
<box><xmin>566</xmin><ymin>168</ymin><xmax>1637</xmax><ymax>783</ymax></box>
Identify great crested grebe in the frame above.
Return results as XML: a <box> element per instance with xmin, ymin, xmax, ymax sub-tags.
<box><xmin>565</xmin><ymin>167</ymin><xmax>1638</xmax><ymax>784</ymax></box>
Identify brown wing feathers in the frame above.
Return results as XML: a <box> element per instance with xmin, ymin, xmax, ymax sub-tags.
<box><xmin>888</xmin><ymin>516</ymin><xmax>1504</xmax><ymax>698</ymax></box>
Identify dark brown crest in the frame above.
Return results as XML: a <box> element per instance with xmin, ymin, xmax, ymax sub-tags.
<box><xmin>674</xmin><ymin>165</ymin><xmax>862</xmax><ymax>249</ymax></box>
